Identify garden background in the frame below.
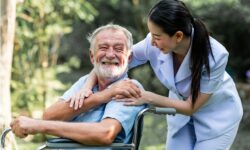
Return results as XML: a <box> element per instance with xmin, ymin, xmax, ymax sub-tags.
<box><xmin>1</xmin><ymin>0</ymin><xmax>250</xmax><ymax>149</ymax></box>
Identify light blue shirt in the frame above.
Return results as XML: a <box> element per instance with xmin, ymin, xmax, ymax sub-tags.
<box><xmin>61</xmin><ymin>74</ymin><xmax>146</xmax><ymax>144</ymax></box>
<box><xmin>130</xmin><ymin>33</ymin><xmax>243</xmax><ymax>141</ymax></box>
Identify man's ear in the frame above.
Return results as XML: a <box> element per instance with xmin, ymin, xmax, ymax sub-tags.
<box><xmin>175</xmin><ymin>31</ymin><xmax>183</xmax><ymax>43</ymax></box>
<box><xmin>128</xmin><ymin>51</ymin><xmax>132</xmax><ymax>63</ymax></box>
<box><xmin>89</xmin><ymin>49</ymin><xmax>94</xmax><ymax>65</ymax></box>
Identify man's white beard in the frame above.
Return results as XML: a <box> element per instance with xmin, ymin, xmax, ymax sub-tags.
<box><xmin>94</xmin><ymin>58</ymin><xmax>128</xmax><ymax>80</ymax></box>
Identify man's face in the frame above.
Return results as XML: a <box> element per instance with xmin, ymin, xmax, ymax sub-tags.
<box><xmin>90</xmin><ymin>29</ymin><xmax>131</xmax><ymax>80</ymax></box>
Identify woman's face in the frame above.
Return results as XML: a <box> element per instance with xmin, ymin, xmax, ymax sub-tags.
<box><xmin>147</xmin><ymin>20</ymin><xmax>177</xmax><ymax>54</ymax></box>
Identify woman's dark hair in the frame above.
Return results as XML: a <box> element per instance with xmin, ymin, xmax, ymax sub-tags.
<box><xmin>148</xmin><ymin>0</ymin><xmax>214</xmax><ymax>106</ymax></box>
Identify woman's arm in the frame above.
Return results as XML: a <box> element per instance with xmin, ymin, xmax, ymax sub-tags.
<box><xmin>68</xmin><ymin>69</ymin><xmax>97</xmax><ymax>110</ymax></box>
<box><xmin>121</xmin><ymin>90</ymin><xmax>211</xmax><ymax>116</ymax></box>
<box><xmin>43</xmin><ymin>80</ymin><xmax>141</xmax><ymax>121</ymax></box>
<box><xmin>43</xmin><ymin>88</ymin><xmax>114</xmax><ymax>121</ymax></box>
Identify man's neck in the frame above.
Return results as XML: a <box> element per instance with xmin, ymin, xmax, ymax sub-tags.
<box><xmin>97</xmin><ymin>76</ymin><xmax>119</xmax><ymax>91</ymax></box>
<box><xmin>97</xmin><ymin>73</ymin><xmax>127</xmax><ymax>91</ymax></box>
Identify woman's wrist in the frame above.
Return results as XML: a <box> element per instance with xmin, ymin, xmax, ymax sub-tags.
<box><xmin>141</xmin><ymin>91</ymin><xmax>151</xmax><ymax>104</ymax></box>
<box><xmin>103</xmin><ymin>88</ymin><xmax>115</xmax><ymax>100</ymax></box>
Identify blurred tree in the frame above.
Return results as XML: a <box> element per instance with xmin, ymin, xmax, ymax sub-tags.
<box><xmin>12</xmin><ymin>0</ymin><xmax>98</xmax><ymax>117</ymax></box>
<box><xmin>0</xmin><ymin>0</ymin><xmax>17</xmax><ymax>149</ymax></box>
<box><xmin>186</xmin><ymin>0</ymin><xmax>250</xmax><ymax>81</ymax></box>
<box><xmin>9</xmin><ymin>0</ymin><xmax>250</xmax><ymax>149</ymax></box>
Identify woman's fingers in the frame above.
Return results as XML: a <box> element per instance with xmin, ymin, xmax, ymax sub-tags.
<box><xmin>115</xmin><ymin>94</ymin><xmax>126</xmax><ymax>99</ymax></box>
<box><xmin>110</xmin><ymin>79</ymin><xmax>142</xmax><ymax>98</ymax></box>
<box><xmin>116</xmin><ymin>97</ymin><xmax>146</xmax><ymax>106</ymax></box>
<box><xmin>74</xmin><ymin>96</ymin><xmax>79</xmax><ymax>110</ymax></box>
<box><xmin>115</xmin><ymin>98</ymin><xmax>134</xmax><ymax>102</ymax></box>
<box><xmin>68</xmin><ymin>90</ymin><xmax>93</xmax><ymax>110</ymax></box>
<box><xmin>127</xmin><ymin>85</ymin><xmax>141</xmax><ymax>98</ymax></box>
<box><xmin>85</xmin><ymin>90</ymin><xmax>93</xmax><ymax>97</ymax></box>
<box><xmin>126</xmin><ymin>80</ymin><xmax>141</xmax><ymax>98</ymax></box>
<box><xmin>78</xmin><ymin>93</ymin><xmax>86</xmax><ymax>108</ymax></box>
<box><xmin>116</xmin><ymin>98</ymin><xmax>138</xmax><ymax>106</ymax></box>
<box><xmin>69</xmin><ymin>96</ymin><xmax>76</xmax><ymax>108</ymax></box>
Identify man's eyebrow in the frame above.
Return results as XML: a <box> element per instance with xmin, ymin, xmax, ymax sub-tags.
<box><xmin>114</xmin><ymin>43</ymin><xmax>125</xmax><ymax>47</ymax></box>
<box><xmin>98</xmin><ymin>43</ymin><xmax>108</xmax><ymax>47</ymax></box>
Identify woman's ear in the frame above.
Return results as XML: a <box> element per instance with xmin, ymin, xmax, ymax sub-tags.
<box><xmin>175</xmin><ymin>31</ymin><xmax>184</xmax><ymax>43</ymax></box>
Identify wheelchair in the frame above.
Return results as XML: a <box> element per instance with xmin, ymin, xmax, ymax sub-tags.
<box><xmin>1</xmin><ymin>107</ymin><xmax>176</xmax><ymax>150</ymax></box>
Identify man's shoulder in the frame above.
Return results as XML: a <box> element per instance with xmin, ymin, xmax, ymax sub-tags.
<box><xmin>77</xmin><ymin>74</ymin><xmax>89</xmax><ymax>83</ymax></box>
<box><xmin>128</xmin><ymin>78</ymin><xmax>144</xmax><ymax>90</ymax></box>
<box><xmin>69</xmin><ymin>74</ymin><xmax>90</xmax><ymax>87</ymax></box>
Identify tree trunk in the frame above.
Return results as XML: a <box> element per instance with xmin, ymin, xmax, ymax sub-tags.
<box><xmin>0</xmin><ymin>0</ymin><xmax>17</xmax><ymax>149</ymax></box>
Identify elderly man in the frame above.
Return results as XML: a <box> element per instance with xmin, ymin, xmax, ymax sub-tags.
<box><xmin>10</xmin><ymin>24</ymin><xmax>145</xmax><ymax>145</ymax></box>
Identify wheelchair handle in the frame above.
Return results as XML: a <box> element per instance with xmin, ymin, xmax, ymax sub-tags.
<box><xmin>1</xmin><ymin>128</ymin><xmax>12</xmax><ymax>149</ymax></box>
<box><xmin>149</xmin><ymin>107</ymin><xmax>176</xmax><ymax>115</ymax></box>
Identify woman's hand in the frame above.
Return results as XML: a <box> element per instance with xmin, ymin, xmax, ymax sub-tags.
<box><xmin>115</xmin><ymin>90</ymin><xmax>148</xmax><ymax>106</ymax></box>
<box><xmin>67</xmin><ymin>89</ymin><xmax>93</xmax><ymax>110</ymax></box>
<box><xmin>67</xmin><ymin>69</ymin><xmax>97</xmax><ymax>110</ymax></box>
<box><xmin>116</xmin><ymin>97</ymin><xmax>146</xmax><ymax>106</ymax></box>
<box><xmin>109</xmin><ymin>79</ymin><xmax>141</xmax><ymax>99</ymax></box>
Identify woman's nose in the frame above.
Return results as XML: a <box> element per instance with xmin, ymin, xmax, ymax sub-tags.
<box><xmin>151</xmin><ymin>37</ymin><xmax>156</xmax><ymax>46</ymax></box>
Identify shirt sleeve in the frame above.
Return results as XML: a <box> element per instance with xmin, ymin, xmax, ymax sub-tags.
<box><xmin>101</xmin><ymin>101</ymin><xmax>146</xmax><ymax>141</ymax></box>
<box><xmin>60</xmin><ymin>75</ymin><xmax>89</xmax><ymax>100</ymax></box>
<box><xmin>101</xmin><ymin>79</ymin><xmax>146</xmax><ymax>140</ymax></box>
<box><xmin>200</xmin><ymin>42</ymin><xmax>229</xmax><ymax>94</ymax></box>
<box><xmin>129</xmin><ymin>33</ymin><xmax>152</xmax><ymax>69</ymax></box>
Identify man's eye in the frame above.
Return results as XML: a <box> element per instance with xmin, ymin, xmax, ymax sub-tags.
<box><xmin>115</xmin><ymin>48</ymin><xmax>124</xmax><ymax>53</ymax></box>
<box><xmin>100</xmin><ymin>47</ymin><xmax>107</xmax><ymax>50</ymax></box>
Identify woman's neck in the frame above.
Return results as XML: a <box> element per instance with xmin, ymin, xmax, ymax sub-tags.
<box><xmin>173</xmin><ymin>36</ymin><xmax>191</xmax><ymax>63</ymax></box>
<box><xmin>172</xmin><ymin>36</ymin><xmax>191</xmax><ymax>76</ymax></box>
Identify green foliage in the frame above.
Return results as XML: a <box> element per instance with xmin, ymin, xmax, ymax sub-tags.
<box><xmin>186</xmin><ymin>0</ymin><xmax>250</xmax><ymax>80</ymax></box>
<box><xmin>139</xmin><ymin>114</ymin><xmax>167</xmax><ymax>150</ymax></box>
<box><xmin>11</xmin><ymin>0</ymin><xmax>250</xmax><ymax>149</ymax></box>
<box><xmin>12</xmin><ymin>0</ymin><xmax>97</xmax><ymax>115</ymax></box>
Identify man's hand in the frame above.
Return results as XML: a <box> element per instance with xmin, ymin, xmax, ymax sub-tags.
<box><xmin>10</xmin><ymin>116</ymin><xmax>39</xmax><ymax>138</ymax></box>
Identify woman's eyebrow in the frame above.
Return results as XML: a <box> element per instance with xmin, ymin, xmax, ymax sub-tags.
<box><xmin>152</xmin><ymin>33</ymin><xmax>161</xmax><ymax>37</ymax></box>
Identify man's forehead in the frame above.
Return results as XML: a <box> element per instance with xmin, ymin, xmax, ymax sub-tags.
<box><xmin>96</xmin><ymin>29</ymin><xmax>127</xmax><ymax>43</ymax></box>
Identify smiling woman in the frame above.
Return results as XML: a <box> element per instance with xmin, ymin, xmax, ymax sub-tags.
<box><xmin>148</xmin><ymin>21</ymin><xmax>181</xmax><ymax>54</ymax></box>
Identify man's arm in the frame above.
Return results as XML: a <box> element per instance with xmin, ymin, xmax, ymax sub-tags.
<box><xmin>43</xmin><ymin>88</ymin><xmax>114</xmax><ymax>121</ymax></box>
<box><xmin>43</xmin><ymin>79</ymin><xmax>142</xmax><ymax>121</ymax></box>
<box><xmin>10</xmin><ymin>116</ymin><xmax>122</xmax><ymax>145</ymax></box>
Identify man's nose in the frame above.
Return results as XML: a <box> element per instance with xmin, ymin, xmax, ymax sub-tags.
<box><xmin>106</xmin><ymin>48</ymin><xmax>116</xmax><ymax>59</ymax></box>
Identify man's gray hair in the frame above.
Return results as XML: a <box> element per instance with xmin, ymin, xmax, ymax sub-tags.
<box><xmin>87</xmin><ymin>24</ymin><xmax>133</xmax><ymax>53</ymax></box>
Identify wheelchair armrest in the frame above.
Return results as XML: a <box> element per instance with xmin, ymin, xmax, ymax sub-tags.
<box><xmin>148</xmin><ymin>107</ymin><xmax>176</xmax><ymax>115</ymax></box>
<box><xmin>44</xmin><ymin>137</ymin><xmax>133</xmax><ymax>149</ymax></box>
<box><xmin>47</xmin><ymin>138</ymin><xmax>77</xmax><ymax>143</ymax></box>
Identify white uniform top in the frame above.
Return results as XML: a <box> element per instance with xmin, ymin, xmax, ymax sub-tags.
<box><xmin>130</xmin><ymin>33</ymin><xmax>243</xmax><ymax>141</ymax></box>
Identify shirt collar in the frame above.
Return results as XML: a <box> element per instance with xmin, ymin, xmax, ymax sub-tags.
<box><xmin>93</xmin><ymin>72</ymin><xmax>128</xmax><ymax>92</ymax></box>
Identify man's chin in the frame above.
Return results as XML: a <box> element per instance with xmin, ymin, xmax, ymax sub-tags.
<box><xmin>99</xmin><ymin>72</ymin><xmax>122</xmax><ymax>80</ymax></box>
<box><xmin>95</xmin><ymin>64</ymin><xmax>127</xmax><ymax>80</ymax></box>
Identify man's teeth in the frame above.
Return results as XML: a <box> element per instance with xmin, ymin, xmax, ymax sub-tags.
<box><xmin>102</xmin><ymin>62</ymin><xmax>119</xmax><ymax>65</ymax></box>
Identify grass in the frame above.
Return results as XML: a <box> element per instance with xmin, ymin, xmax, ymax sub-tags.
<box><xmin>16</xmin><ymin>137</ymin><xmax>43</xmax><ymax>150</ymax></box>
